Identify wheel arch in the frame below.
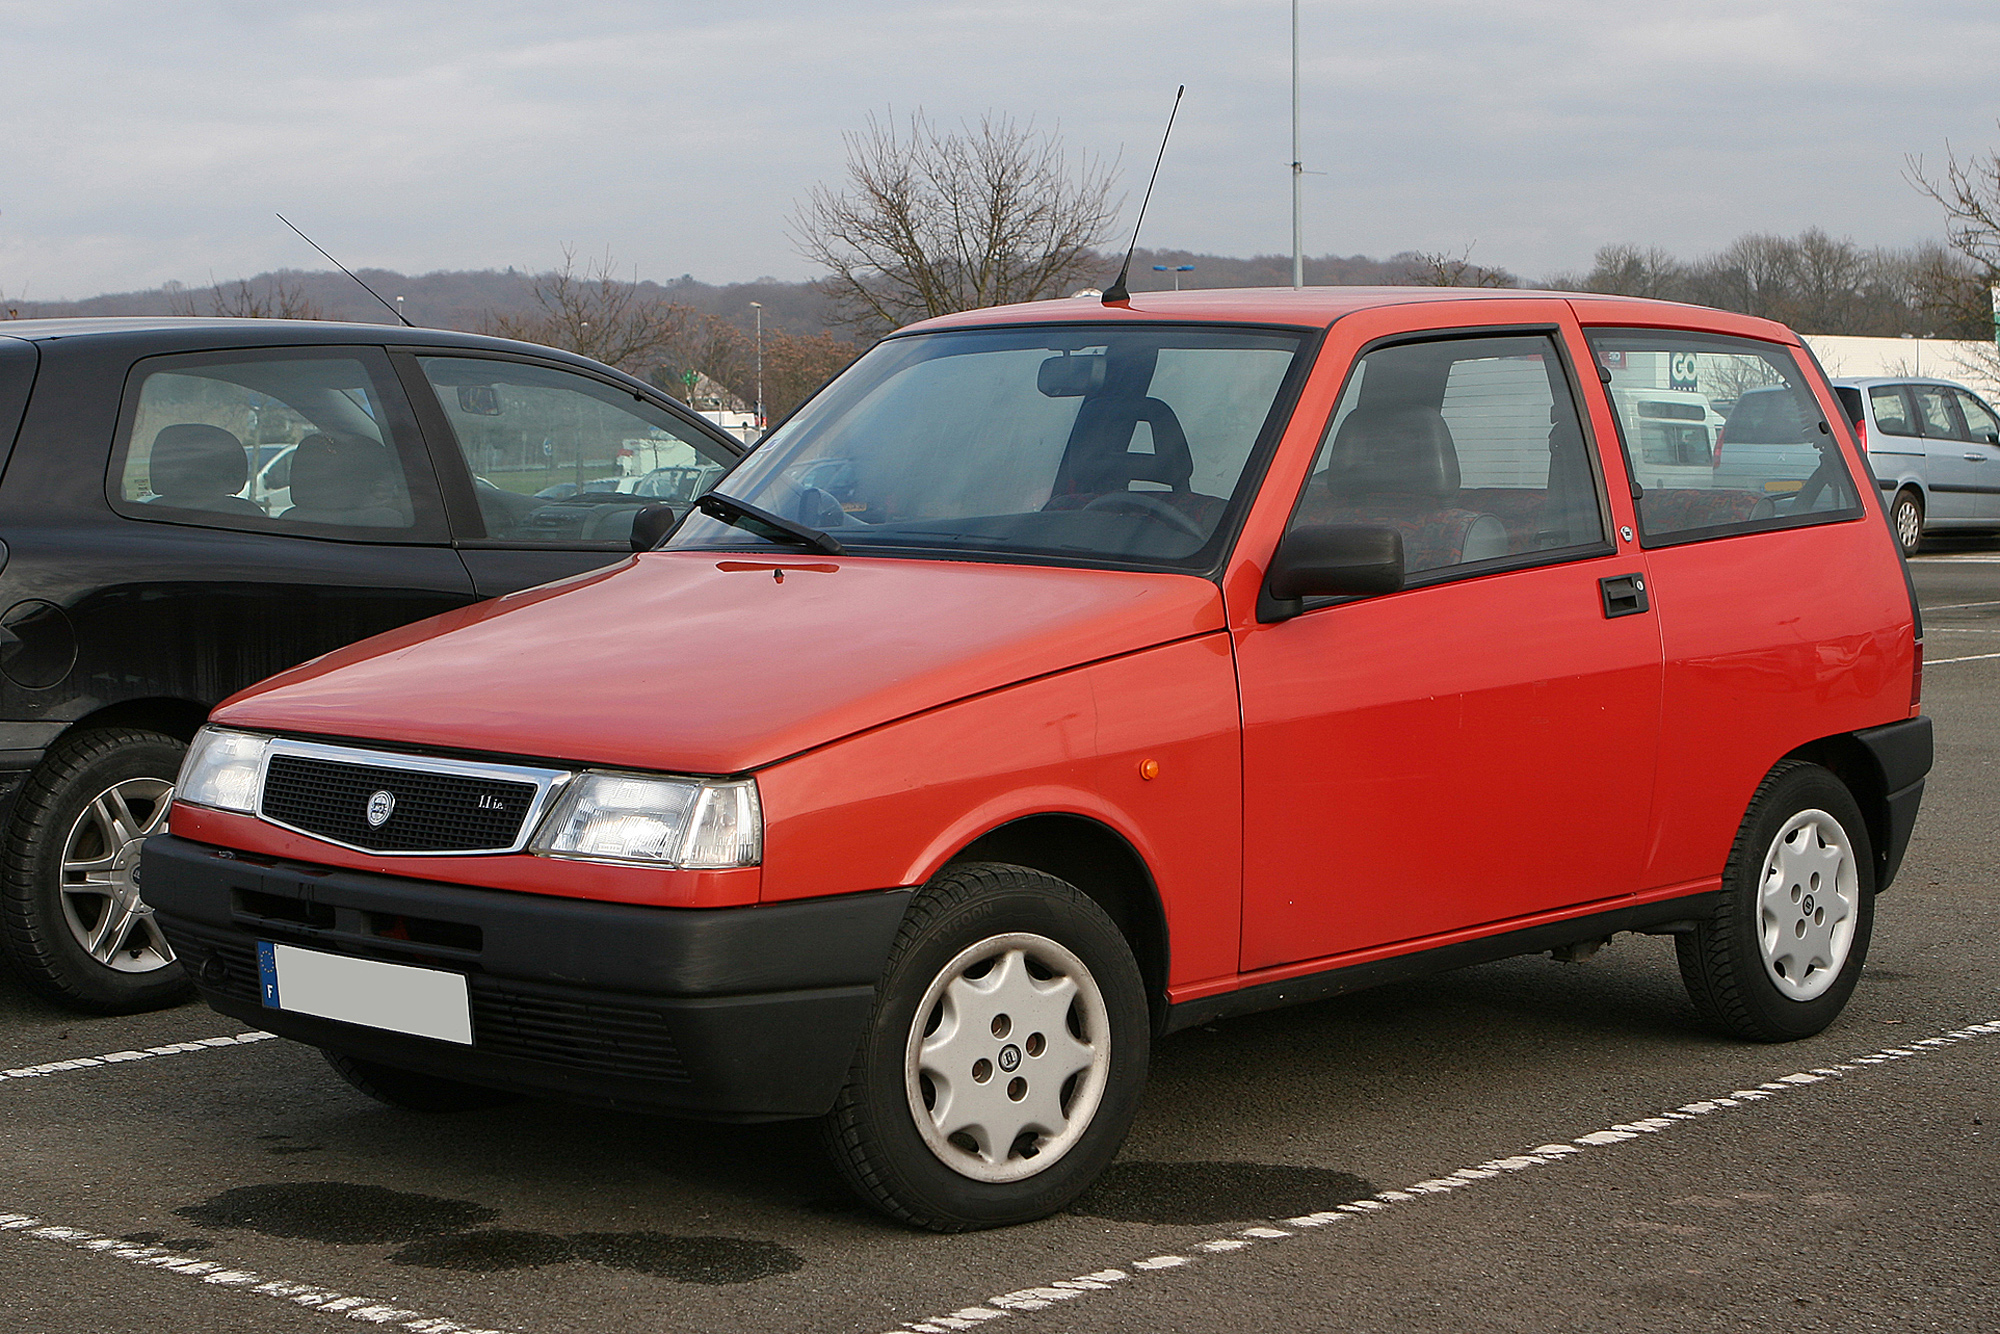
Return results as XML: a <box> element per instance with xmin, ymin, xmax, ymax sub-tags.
<box><xmin>1781</xmin><ymin>732</ymin><xmax>1894</xmax><ymax>890</ymax></box>
<box><xmin>56</xmin><ymin>698</ymin><xmax>209</xmax><ymax>746</ymax></box>
<box><xmin>944</xmin><ymin>813</ymin><xmax>1171</xmax><ymax>1033</ymax></box>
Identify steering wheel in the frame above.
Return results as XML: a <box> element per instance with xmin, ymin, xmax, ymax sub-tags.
<box><xmin>1079</xmin><ymin>490</ymin><xmax>1206</xmax><ymax>538</ymax></box>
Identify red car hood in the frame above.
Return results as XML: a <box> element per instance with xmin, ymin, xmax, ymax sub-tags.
<box><xmin>215</xmin><ymin>553</ymin><xmax>1226</xmax><ymax>774</ymax></box>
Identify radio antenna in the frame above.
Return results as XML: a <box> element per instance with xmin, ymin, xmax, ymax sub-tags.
<box><xmin>275</xmin><ymin>213</ymin><xmax>413</xmax><ymax>327</ymax></box>
<box><xmin>1102</xmin><ymin>84</ymin><xmax>1184</xmax><ymax>305</ymax></box>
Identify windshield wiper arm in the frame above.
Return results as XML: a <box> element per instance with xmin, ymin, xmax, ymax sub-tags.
<box><xmin>696</xmin><ymin>491</ymin><xmax>846</xmax><ymax>556</ymax></box>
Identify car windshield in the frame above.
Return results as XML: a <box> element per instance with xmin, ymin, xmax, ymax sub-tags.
<box><xmin>662</xmin><ymin>324</ymin><xmax>1307</xmax><ymax>567</ymax></box>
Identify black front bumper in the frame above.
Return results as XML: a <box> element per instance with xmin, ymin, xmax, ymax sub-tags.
<box><xmin>142</xmin><ymin>834</ymin><xmax>911</xmax><ymax>1120</ymax></box>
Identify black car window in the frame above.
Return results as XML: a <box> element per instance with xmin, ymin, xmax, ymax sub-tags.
<box><xmin>1289</xmin><ymin>332</ymin><xmax>1607</xmax><ymax>582</ymax></box>
<box><xmin>1869</xmin><ymin>385</ymin><xmax>1916</xmax><ymax>437</ymax></box>
<box><xmin>1952</xmin><ymin>388</ymin><xmax>2000</xmax><ymax>444</ymax></box>
<box><xmin>111</xmin><ymin>349</ymin><xmax>445</xmax><ymax>541</ymax></box>
<box><xmin>1587</xmin><ymin>330</ymin><xmax>1860</xmax><ymax>545</ymax></box>
<box><xmin>417</xmin><ymin>356</ymin><xmax>737</xmax><ymax>546</ymax></box>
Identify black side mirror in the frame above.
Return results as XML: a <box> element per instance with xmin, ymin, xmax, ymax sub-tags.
<box><xmin>1260</xmin><ymin>524</ymin><xmax>1404</xmax><ymax>621</ymax></box>
<box><xmin>630</xmin><ymin>502</ymin><xmax>680</xmax><ymax>552</ymax></box>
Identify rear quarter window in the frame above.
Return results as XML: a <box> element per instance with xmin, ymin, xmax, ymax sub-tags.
<box><xmin>1587</xmin><ymin>330</ymin><xmax>1862</xmax><ymax>546</ymax></box>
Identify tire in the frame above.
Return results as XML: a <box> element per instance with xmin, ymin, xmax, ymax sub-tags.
<box><xmin>322</xmin><ymin>1049</ymin><xmax>521</xmax><ymax>1112</ymax></box>
<box><xmin>0</xmin><ymin>728</ymin><xmax>193</xmax><ymax>1013</ymax></box>
<box><xmin>820</xmin><ymin>862</ymin><xmax>1150</xmax><ymax>1231</ymax></box>
<box><xmin>1677</xmin><ymin>762</ymin><xmax>1874</xmax><ymax>1042</ymax></box>
<box><xmin>1890</xmin><ymin>488</ymin><xmax>1924</xmax><ymax>557</ymax></box>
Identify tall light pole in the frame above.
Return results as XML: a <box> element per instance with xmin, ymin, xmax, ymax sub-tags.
<box><xmin>749</xmin><ymin>302</ymin><xmax>764</xmax><ymax>440</ymax></box>
<box><xmin>1151</xmin><ymin>264</ymin><xmax>1195</xmax><ymax>291</ymax></box>
<box><xmin>1291</xmin><ymin>0</ymin><xmax>1303</xmax><ymax>289</ymax></box>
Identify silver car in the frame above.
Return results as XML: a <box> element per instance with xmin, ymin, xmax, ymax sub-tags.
<box><xmin>1832</xmin><ymin>376</ymin><xmax>2000</xmax><ymax>555</ymax></box>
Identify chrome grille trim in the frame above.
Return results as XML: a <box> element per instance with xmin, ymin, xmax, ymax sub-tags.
<box><xmin>255</xmin><ymin>738</ymin><xmax>573</xmax><ymax>856</ymax></box>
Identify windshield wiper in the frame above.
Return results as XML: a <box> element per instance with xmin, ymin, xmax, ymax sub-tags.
<box><xmin>695</xmin><ymin>491</ymin><xmax>846</xmax><ymax>556</ymax></box>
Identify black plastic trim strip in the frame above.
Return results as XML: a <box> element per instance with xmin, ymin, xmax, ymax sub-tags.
<box><xmin>1164</xmin><ymin>893</ymin><xmax>1720</xmax><ymax>1035</ymax></box>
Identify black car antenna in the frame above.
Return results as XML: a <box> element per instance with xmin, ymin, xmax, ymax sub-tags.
<box><xmin>275</xmin><ymin>213</ymin><xmax>414</xmax><ymax>327</ymax></box>
<box><xmin>1102</xmin><ymin>84</ymin><xmax>1184</xmax><ymax>306</ymax></box>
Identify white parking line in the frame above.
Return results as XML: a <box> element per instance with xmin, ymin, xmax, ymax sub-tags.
<box><xmin>1</xmin><ymin>1032</ymin><xmax>275</xmax><ymax>1085</ymax></box>
<box><xmin>0</xmin><ymin>1216</ymin><xmax>509</xmax><ymax>1333</ymax></box>
<box><xmin>1924</xmin><ymin>651</ymin><xmax>2000</xmax><ymax>665</ymax></box>
<box><xmin>878</xmin><ymin>1018</ymin><xmax>2000</xmax><ymax>1334</ymax></box>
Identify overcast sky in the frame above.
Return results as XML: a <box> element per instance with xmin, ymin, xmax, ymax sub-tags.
<box><xmin>3</xmin><ymin>0</ymin><xmax>1997</xmax><ymax>301</ymax></box>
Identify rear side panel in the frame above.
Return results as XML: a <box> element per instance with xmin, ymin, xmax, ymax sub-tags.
<box><xmin>0</xmin><ymin>336</ymin><xmax>37</xmax><ymax>482</ymax></box>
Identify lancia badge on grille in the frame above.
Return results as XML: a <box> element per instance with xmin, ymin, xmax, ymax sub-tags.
<box><xmin>365</xmin><ymin>790</ymin><xmax>396</xmax><ymax>827</ymax></box>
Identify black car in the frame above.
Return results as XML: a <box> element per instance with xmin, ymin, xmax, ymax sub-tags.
<box><xmin>0</xmin><ymin>317</ymin><xmax>742</xmax><ymax>1012</ymax></box>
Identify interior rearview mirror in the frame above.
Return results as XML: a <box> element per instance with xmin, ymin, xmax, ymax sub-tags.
<box><xmin>456</xmin><ymin>385</ymin><xmax>501</xmax><ymax>416</ymax></box>
<box><xmin>1037</xmin><ymin>354</ymin><xmax>1107</xmax><ymax>398</ymax></box>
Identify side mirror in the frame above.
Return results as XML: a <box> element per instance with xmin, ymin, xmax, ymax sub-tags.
<box><xmin>629</xmin><ymin>502</ymin><xmax>680</xmax><ymax>552</ymax></box>
<box><xmin>1260</xmin><ymin>524</ymin><xmax>1404</xmax><ymax>620</ymax></box>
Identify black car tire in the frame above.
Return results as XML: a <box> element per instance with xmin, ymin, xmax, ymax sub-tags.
<box><xmin>322</xmin><ymin>1049</ymin><xmax>521</xmax><ymax>1112</ymax></box>
<box><xmin>820</xmin><ymin>862</ymin><xmax>1150</xmax><ymax>1231</ymax></box>
<box><xmin>0</xmin><ymin>728</ymin><xmax>193</xmax><ymax>1013</ymax></box>
<box><xmin>1677</xmin><ymin>762</ymin><xmax>1874</xmax><ymax>1042</ymax></box>
<box><xmin>1891</xmin><ymin>488</ymin><xmax>1924</xmax><ymax>557</ymax></box>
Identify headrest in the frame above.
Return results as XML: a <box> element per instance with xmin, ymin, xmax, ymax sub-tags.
<box><xmin>149</xmin><ymin>423</ymin><xmax>247</xmax><ymax>500</ymax></box>
<box><xmin>288</xmin><ymin>433</ymin><xmax>390</xmax><ymax>511</ymax></box>
<box><xmin>1325</xmin><ymin>405</ymin><xmax>1460</xmax><ymax>500</ymax></box>
<box><xmin>1062</xmin><ymin>397</ymin><xmax>1194</xmax><ymax>494</ymax></box>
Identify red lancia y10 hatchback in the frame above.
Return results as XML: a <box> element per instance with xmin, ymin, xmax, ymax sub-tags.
<box><xmin>145</xmin><ymin>289</ymin><xmax>1931</xmax><ymax>1230</ymax></box>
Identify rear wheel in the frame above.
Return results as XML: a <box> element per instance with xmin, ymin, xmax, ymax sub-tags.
<box><xmin>821</xmin><ymin>863</ymin><xmax>1149</xmax><ymax>1231</ymax></box>
<box><xmin>1890</xmin><ymin>488</ymin><xmax>1924</xmax><ymax>556</ymax></box>
<box><xmin>1677</xmin><ymin>762</ymin><xmax>1873</xmax><ymax>1041</ymax></box>
<box><xmin>0</xmin><ymin>728</ymin><xmax>193</xmax><ymax>1013</ymax></box>
<box><xmin>322</xmin><ymin>1049</ymin><xmax>520</xmax><ymax>1112</ymax></box>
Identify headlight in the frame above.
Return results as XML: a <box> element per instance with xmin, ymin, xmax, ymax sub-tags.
<box><xmin>530</xmin><ymin>773</ymin><xmax>761</xmax><ymax>868</ymax></box>
<box><xmin>176</xmin><ymin>727</ymin><xmax>269</xmax><ymax>813</ymax></box>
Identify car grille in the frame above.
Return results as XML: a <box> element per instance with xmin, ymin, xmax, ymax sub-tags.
<box><xmin>261</xmin><ymin>753</ymin><xmax>541</xmax><ymax>854</ymax></box>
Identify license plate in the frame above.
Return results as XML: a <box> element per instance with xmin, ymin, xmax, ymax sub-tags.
<box><xmin>257</xmin><ymin>941</ymin><xmax>472</xmax><ymax>1045</ymax></box>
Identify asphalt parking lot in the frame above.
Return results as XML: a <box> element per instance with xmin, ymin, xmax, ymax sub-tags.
<box><xmin>1</xmin><ymin>554</ymin><xmax>1994</xmax><ymax>1334</ymax></box>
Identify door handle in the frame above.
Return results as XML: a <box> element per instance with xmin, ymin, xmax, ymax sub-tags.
<box><xmin>1964</xmin><ymin>452</ymin><xmax>1987</xmax><ymax>463</ymax></box>
<box><xmin>1599</xmin><ymin>573</ymin><xmax>1649</xmax><ymax>619</ymax></box>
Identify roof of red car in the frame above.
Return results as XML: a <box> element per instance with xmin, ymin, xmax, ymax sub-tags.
<box><xmin>901</xmin><ymin>286</ymin><xmax>1799</xmax><ymax>342</ymax></box>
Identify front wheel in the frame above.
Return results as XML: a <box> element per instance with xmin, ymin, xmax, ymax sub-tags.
<box><xmin>1890</xmin><ymin>488</ymin><xmax>1924</xmax><ymax>557</ymax></box>
<box><xmin>820</xmin><ymin>863</ymin><xmax>1150</xmax><ymax>1231</ymax></box>
<box><xmin>1677</xmin><ymin>762</ymin><xmax>1873</xmax><ymax>1041</ymax></box>
<box><xmin>0</xmin><ymin>728</ymin><xmax>192</xmax><ymax>1013</ymax></box>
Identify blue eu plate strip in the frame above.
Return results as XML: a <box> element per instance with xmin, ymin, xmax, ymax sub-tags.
<box><xmin>257</xmin><ymin>941</ymin><xmax>280</xmax><ymax>1008</ymax></box>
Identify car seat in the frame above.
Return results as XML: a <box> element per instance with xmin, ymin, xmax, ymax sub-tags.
<box><xmin>145</xmin><ymin>424</ymin><xmax>265</xmax><ymax>517</ymax></box>
<box><xmin>1043</xmin><ymin>396</ymin><xmax>1227</xmax><ymax>532</ymax></box>
<box><xmin>279</xmin><ymin>434</ymin><xmax>410</xmax><ymax>528</ymax></box>
<box><xmin>1298</xmin><ymin>404</ymin><xmax>1508</xmax><ymax>572</ymax></box>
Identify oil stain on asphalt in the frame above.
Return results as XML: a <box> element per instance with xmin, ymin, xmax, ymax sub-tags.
<box><xmin>1070</xmin><ymin>1161</ymin><xmax>1376</xmax><ymax>1225</ymax></box>
<box><xmin>177</xmin><ymin>1182</ymin><xmax>497</xmax><ymax>1244</ymax></box>
<box><xmin>175</xmin><ymin>1182</ymin><xmax>801</xmax><ymax>1284</ymax></box>
<box><xmin>391</xmin><ymin>1229</ymin><xmax>804</xmax><ymax>1283</ymax></box>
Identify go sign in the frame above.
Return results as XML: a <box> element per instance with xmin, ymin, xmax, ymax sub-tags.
<box><xmin>1669</xmin><ymin>351</ymin><xmax>1701</xmax><ymax>390</ymax></box>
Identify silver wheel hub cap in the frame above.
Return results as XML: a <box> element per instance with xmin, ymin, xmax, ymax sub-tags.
<box><xmin>904</xmin><ymin>931</ymin><xmax>1111</xmax><ymax>1183</ymax></box>
<box><xmin>1756</xmin><ymin>808</ymin><xmax>1857</xmax><ymax>1001</ymax></box>
<box><xmin>1896</xmin><ymin>500</ymin><xmax>1921</xmax><ymax>548</ymax></box>
<box><xmin>60</xmin><ymin>777</ymin><xmax>177</xmax><ymax>973</ymax></box>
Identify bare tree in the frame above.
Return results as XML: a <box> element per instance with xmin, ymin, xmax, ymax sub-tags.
<box><xmin>169</xmin><ymin>274</ymin><xmax>325</xmax><ymax>319</ymax></box>
<box><xmin>485</xmin><ymin>248</ymin><xmax>692</xmax><ymax>377</ymax></box>
<box><xmin>1907</xmin><ymin>134</ymin><xmax>2000</xmax><ymax>357</ymax></box>
<box><xmin>1397</xmin><ymin>244</ymin><xmax>1516</xmax><ymax>288</ymax></box>
<box><xmin>791</xmin><ymin>110</ymin><xmax>1121</xmax><ymax>336</ymax></box>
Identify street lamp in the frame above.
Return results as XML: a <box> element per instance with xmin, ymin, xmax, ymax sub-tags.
<box><xmin>1151</xmin><ymin>264</ymin><xmax>1195</xmax><ymax>291</ymax></box>
<box><xmin>749</xmin><ymin>301</ymin><xmax>764</xmax><ymax>439</ymax></box>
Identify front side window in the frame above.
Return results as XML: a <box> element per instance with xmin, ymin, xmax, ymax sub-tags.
<box><xmin>1588</xmin><ymin>330</ymin><xmax>1861</xmax><ymax>543</ymax></box>
<box><xmin>1290</xmin><ymin>333</ymin><xmax>1605</xmax><ymax>578</ymax></box>
<box><xmin>417</xmin><ymin>357</ymin><xmax>737</xmax><ymax>546</ymax></box>
<box><xmin>662</xmin><ymin>324</ymin><xmax>1308</xmax><ymax>568</ymax></box>
<box><xmin>115</xmin><ymin>351</ymin><xmax>436</xmax><ymax>537</ymax></box>
<box><xmin>1952</xmin><ymin>388</ymin><xmax>1999</xmax><ymax>443</ymax></box>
